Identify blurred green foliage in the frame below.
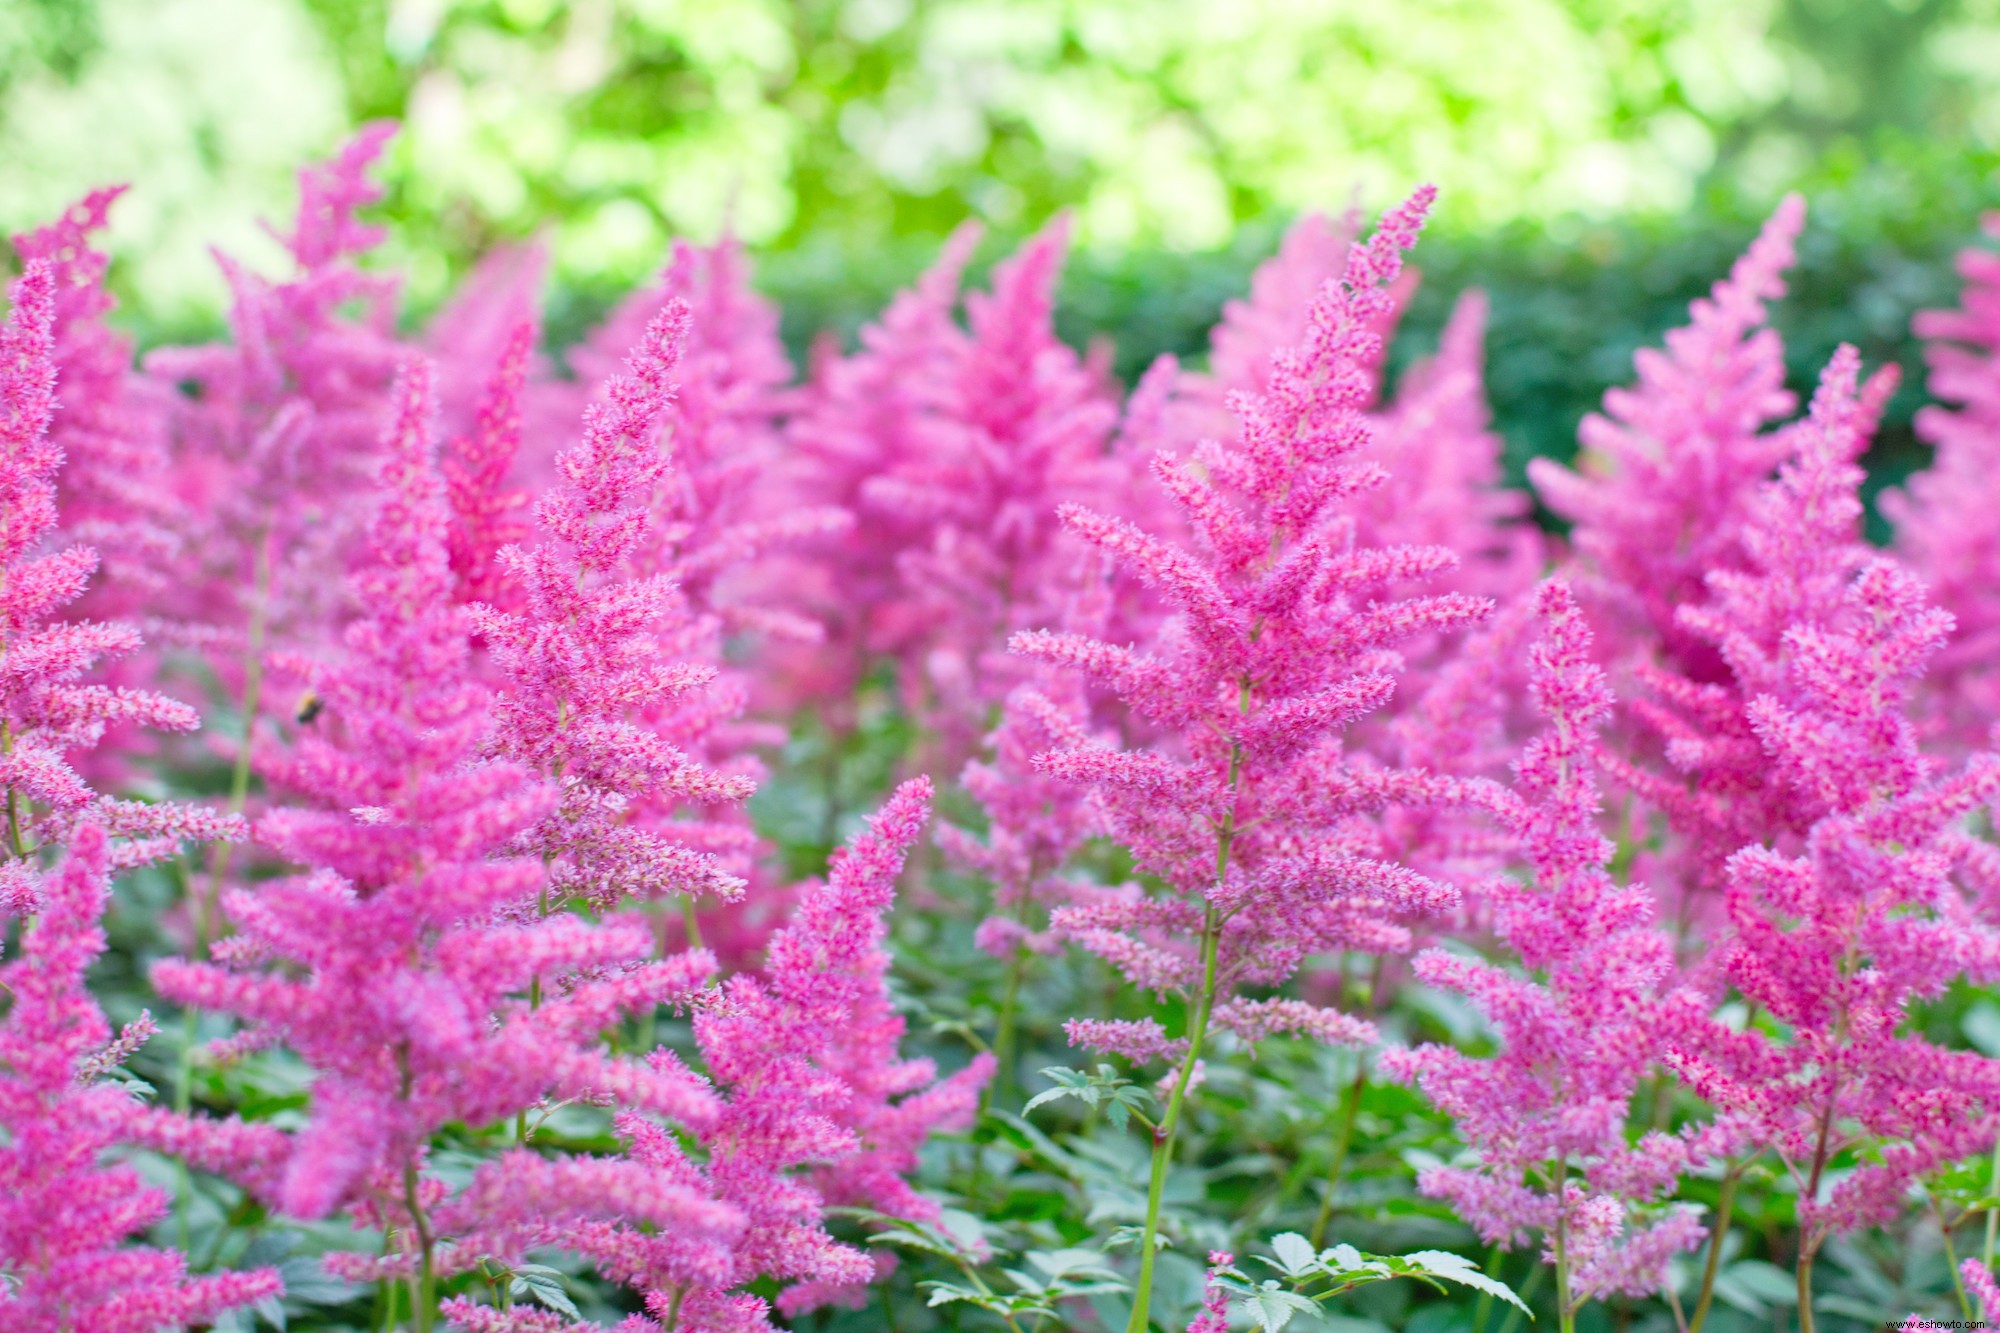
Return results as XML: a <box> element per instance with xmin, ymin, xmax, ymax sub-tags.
<box><xmin>3</xmin><ymin>0</ymin><xmax>1999</xmax><ymax>510</ymax></box>
<box><xmin>6</xmin><ymin>0</ymin><xmax>2000</xmax><ymax>320</ymax></box>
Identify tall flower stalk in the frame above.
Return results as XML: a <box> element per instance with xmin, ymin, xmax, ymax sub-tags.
<box><xmin>1013</xmin><ymin>189</ymin><xmax>1478</xmax><ymax>1331</ymax></box>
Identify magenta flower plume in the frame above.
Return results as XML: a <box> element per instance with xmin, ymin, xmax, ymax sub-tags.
<box><xmin>1187</xmin><ymin>1250</ymin><xmax>1236</xmax><ymax>1333</ymax></box>
<box><xmin>0</xmin><ymin>824</ymin><xmax>281</xmax><ymax>1330</ymax></box>
<box><xmin>443</xmin><ymin>780</ymin><xmax>992</xmax><ymax>1332</ymax></box>
<box><xmin>0</xmin><ymin>261</ymin><xmax>242</xmax><ymax>873</ymax></box>
<box><xmin>941</xmin><ymin>683</ymin><xmax>1112</xmax><ymax>966</ymax></box>
<box><xmin>422</xmin><ymin>238</ymin><xmax>549</xmax><ymax>447</ymax></box>
<box><xmin>1172</xmin><ymin>209</ymin><xmax>1410</xmax><ymax>439</ymax></box>
<box><xmin>1529</xmin><ymin>195</ymin><xmax>1806</xmax><ymax>674</ymax></box>
<box><xmin>1359</xmin><ymin>291</ymin><xmax>1541</xmax><ymax>602</ymax></box>
<box><xmin>778</xmin><ymin>224</ymin><xmax>980</xmax><ymax>711</ymax></box>
<box><xmin>1013</xmin><ymin>187</ymin><xmax>1472</xmax><ymax>1055</ymax></box>
<box><xmin>151</xmin><ymin>361</ymin><xmax>723</xmax><ymax>1286</ymax></box>
<box><xmin>441</xmin><ymin>316</ymin><xmax>537</xmax><ymax>608</ymax></box>
<box><xmin>1884</xmin><ymin>212</ymin><xmax>2000</xmax><ymax>745</ymax></box>
<box><xmin>549</xmin><ymin>237</ymin><xmax>842</xmax><ymax>640</ymax></box>
<box><xmin>472</xmin><ymin>302</ymin><xmax>756</xmax><ymax>913</ymax></box>
<box><xmin>1383</xmin><ymin>583</ymin><xmax>1713</xmax><ymax>1314</ymax></box>
<box><xmin>11</xmin><ymin>189</ymin><xmax>181</xmax><ymax>610</ymax></box>
<box><xmin>881</xmin><ymin>215</ymin><xmax>1123</xmax><ymax>737</ymax></box>
<box><xmin>143</xmin><ymin>121</ymin><xmax>406</xmax><ymax>659</ymax></box>
<box><xmin>1964</xmin><ymin>1259</ymin><xmax>2000</xmax><ymax>1320</ymax></box>
<box><xmin>1010</xmin><ymin>189</ymin><xmax>1474</xmax><ymax>1326</ymax></box>
<box><xmin>1173</xmin><ymin>213</ymin><xmax>1533</xmax><ymax>644</ymax></box>
<box><xmin>1653</xmin><ymin>351</ymin><xmax>2000</xmax><ymax>1268</ymax></box>
<box><xmin>1605</xmin><ymin>348</ymin><xmax>1900</xmax><ymax>933</ymax></box>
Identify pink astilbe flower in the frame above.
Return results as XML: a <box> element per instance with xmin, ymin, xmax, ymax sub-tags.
<box><xmin>443</xmin><ymin>780</ymin><xmax>992</xmax><ymax>1332</ymax></box>
<box><xmin>1529</xmin><ymin>195</ymin><xmax>1806</xmax><ymax>676</ymax></box>
<box><xmin>1174</xmin><ymin>213</ymin><xmax>1534</xmax><ymax>637</ymax></box>
<box><xmin>441</xmin><ymin>316</ymin><xmax>538</xmax><ymax>608</ymax></box>
<box><xmin>1010</xmin><ymin>189</ymin><xmax>1474</xmax><ymax>1322</ymax></box>
<box><xmin>1605</xmin><ymin>348</ymin><xmax>1902</xmax><ymax>947</ymax></box>
<box><xmin>1964</xmin><ymin>1258</ymin><xmax>2000</xmax><ymax>1319</ymax></box>
<box><xmin>423</xmin><ymin>239</ymin><xmax>549</xmax><ymax>444</ymax></box>
<box><xmin>0</xmin><ymin>824</ymin><xmax>281</xmax><ymax>1330</ymax></box>
<box><xmin>10</xmin><ymin>189</ymin><xmax>180</xmax><ymax>609</ymax></box>
<box><xmin>1654</xmin><ymin>350</ymin><xmax>2000</xmax><ymax>1286</ymax></box>
<box><xmin>1187</xmin><ymin>1250</ymin><xmax>1236</xmax><ymax>1333</ymax></box>
<box><xmin>547</xmin><ymin>237</ymin><xmax>844</xmax><ymax>638</ymax></box>
<box><xmin>1884</xmin><ymin>212</ymin><xmax>2000</xmax><ymax>745</ymax></box>
<box><xmin>1014</xmin><ymin>188</ymin><xmax>1471</xmax><ymax>1040</ymax></box>
<box><xmin>151</xmin><ymin>362</ymin><xmax>727</xmax><ymax>1284</ymax></box>
<box><xmin>143</xmin><ymin>121</ymin><xmax>405</xmax><ymax>659</ymax></box>
<box><xmin>1171</xmin><ymin>210</ymin><xmax>1409</xmax><ymax>436</ymax></box>
<box><xmin>780</xmin><ymin>221</ymin><xmax>1123</xmax><ymax>741</ymax></box>
<box><xmin>776</xmin><ymin>225</ymin><xmax>980</xmax><ymax>712</ymax></box>
<box><xmin>881</xmin><ymin>217</ymin><xmax>1121</xmax><ymax>733</ymax></box>
<box><xmin>1383</xmin><ymin>583</ymin><xmax>1714</xmax><ymax>1315</ymax></box>
<box><xmin>472</xmin><ymin>302</ymin><xmax>757</xmax><ymax>913</ymax></box>
<box><xmin>940</xmin><ymin>682</ymin><xmax>1120</xmax><ymax>964</ymax></box>
<box><xmin>0</xmin><ymin>262</ymin><xmax>243</xmax><ymax>872</ymax></box>
<box><xmin>1358</xmin><ymin>291</ymin><xmax>1541</xmax><ymax>602</ymax></box>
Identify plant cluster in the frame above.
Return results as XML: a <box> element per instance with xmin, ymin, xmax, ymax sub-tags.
<box><xmin>8</xmin><ymin>126</ymin><xmax>2000</xmax><ymax>1333</ymax></box>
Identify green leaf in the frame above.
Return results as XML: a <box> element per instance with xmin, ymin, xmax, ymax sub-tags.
<box><xmin>510</xmin><ymin>1268</ymin><xmax>581</xmax><ymax>1320</ymax></box>
<box><xmin>1400</xmin><ymin>1250</ymin><xmax>1534</xmax><ymax>1315</ymax></box>
<box><xmin>1712</xmin><ymin>1260</ymin><xmax>1799</xmax><ymax>1315</ymax></box>
<box><xmin>1240</xmin><ymin>1282</ymin><xmax>1319</xmax><ymax>1333</ymax></box>
<box><xmin>1268</xmin><ymin>1232</ymin><xmax>1318</xmax><ymax>1278</ymax></box>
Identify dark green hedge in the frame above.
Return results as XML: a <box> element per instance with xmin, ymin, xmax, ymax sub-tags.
<box><xmin>745</xmin><ymin>140</ymin><xmax>2000</xmax><ymax>536</ymax></box>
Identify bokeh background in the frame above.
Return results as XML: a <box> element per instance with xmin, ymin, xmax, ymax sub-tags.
<box><xmin>5</xmin><ymin>0</ymin><xmax>2000</xmax><ymax>499</ymax></box>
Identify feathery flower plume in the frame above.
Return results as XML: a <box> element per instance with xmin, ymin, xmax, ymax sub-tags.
<box><xmin>1358</xmin><ymin>291</ymin><xmax>1541</xmax><ymax>602</ymax></box>
<box><xmin>1175</xmin><ymin>213</ymin><xmax>1534</xmax><ymax>634</ymax></box>
<box><xmin>143</xmin><ymin>121</ymin><xmax>406</xmax><ymax>657</ymax></box>
<box><xmin>1384</xmin><ymin>583</ymin><xmax>1714</xmax><ymax>1324</ymax></box>
<box><xmin>1011</xmin><ymin>188</ymin><xmax>1476</xmax><ymax>1331</ymax></box>
<box><xmin>1529</xmin><ymin>195</ymin><xmax>1806</xmax><ymax>675</ymax></box>
<box><xmin>885</xmin><ymin>216</ymin><xmax>1122</xmax><ymax>740</ymax></box>
<box><xmin>0</xmin><ymin>262</ymin><xmax>242</xmax><ymax>873</ymax></box>
<box><xmin>471</xmin><ymin>302</ymin><xmax>756</xmax><ymax>914</ymax></box>
<box><xmin>10</xmin><ymin>190</ymin><xmax>180</xmax><ymax>609</ymax></box>
<box><xmin>152</xmin><ymin>361</ymin><xmax>727</xmax><ymax>1315</ymax></box>
<box><xmin>0</xmin><ymin>824</ymin><xmax>281</xmax><ymax>1330</ymax></box>
<box><xmin>778</xmin><ymin>224</ymin><xmax>980</xmax><ymax>713</ymax></box>
<box><xmin>440</xmin><ymin>316</ymin><xmax>538</xmax><ymax>608</ymax></box>
<box><xmin>1884</xmin><ymin>212</ymin><xmax>2000</xmax><ymax>746</ymax></box>
<box><xmin>547</xmin><ymin>237</ymin><xmax>843</xmax><ymax>638</ymax></box>
<box><xmin>1655</xmin><ymin>351</ymin><xmax>2000</xmax><ymax>1329</ymax></box>
<box><xmin>442</xmin><ymin>779</ymin><xmax>991</xmax><ymax>1332</ymax></box>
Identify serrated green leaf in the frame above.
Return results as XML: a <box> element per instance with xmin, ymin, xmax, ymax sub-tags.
<box><xmin>1269</xmin><ymin>1232</ymin><xmax>1318</xmax><ymax>1278</ymax></box>
<box><xmin>511</xmin><ymin>1270</ymin><xmax>581</xmax><ymax>1320</ymax></box>
<box><xmin>1400</xmin><ymin>1250</ymin><xmax>1533</xmax><ymax>1315</ymax></box>
<box><xmin>1240</xmin><ymin>1284</ymin><xmax>1319</xmax><ymax>1333</ymax></box>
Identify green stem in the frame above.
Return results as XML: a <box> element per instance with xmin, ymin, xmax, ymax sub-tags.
<box><xmin>988</xmin><ymin>882</ymin><xmax>1042</xmax><ymax>1110</ymax></box>
<box><xmin>1941</xmin><ymin>1206</ymin><xmax>1972</xmax><ymax>1322</ymax></box>
<box><xmin>199</xmin><ymin>539</ymin><xmax>272</xmax><ymax>950</ymax></box>
<box><xmin>1553</xmin><ymin>1159</ymin><xmax>1575</xmax><ymax>1333</ymax></box>
<box><xmin>1125</xmin><ymin>904</ymin><xmax>1222</xmax><ymax>1333</ymax></box>
<box><xmin>1469</xmin><ymin>1243</ymin><xmax>1503</xmax><ymax>1333</ymax></box>
<box><xmin>679</xmin><ymin>892</ymin><xmax>704</xmax><ymax>952</ymax></box>
<box><xmin>1687</xmin><ymin>1166</ymin><xmax>1741</xmax><ymax>1333</ymax></box>
<box><xmin>404</xmin><ymin>1160</ymin><xmax>437</xmax><ymax>1332</ymax></box>
<box><xmin>1307</xmin><ymin>1050</ymin><xmax>1368</xmax><ymax>1249</ymax></box>
<box><xmin>1985</xmin><ymin>1137</ymin><xmax>2000</xmax><ymax>1269</ymax></box>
